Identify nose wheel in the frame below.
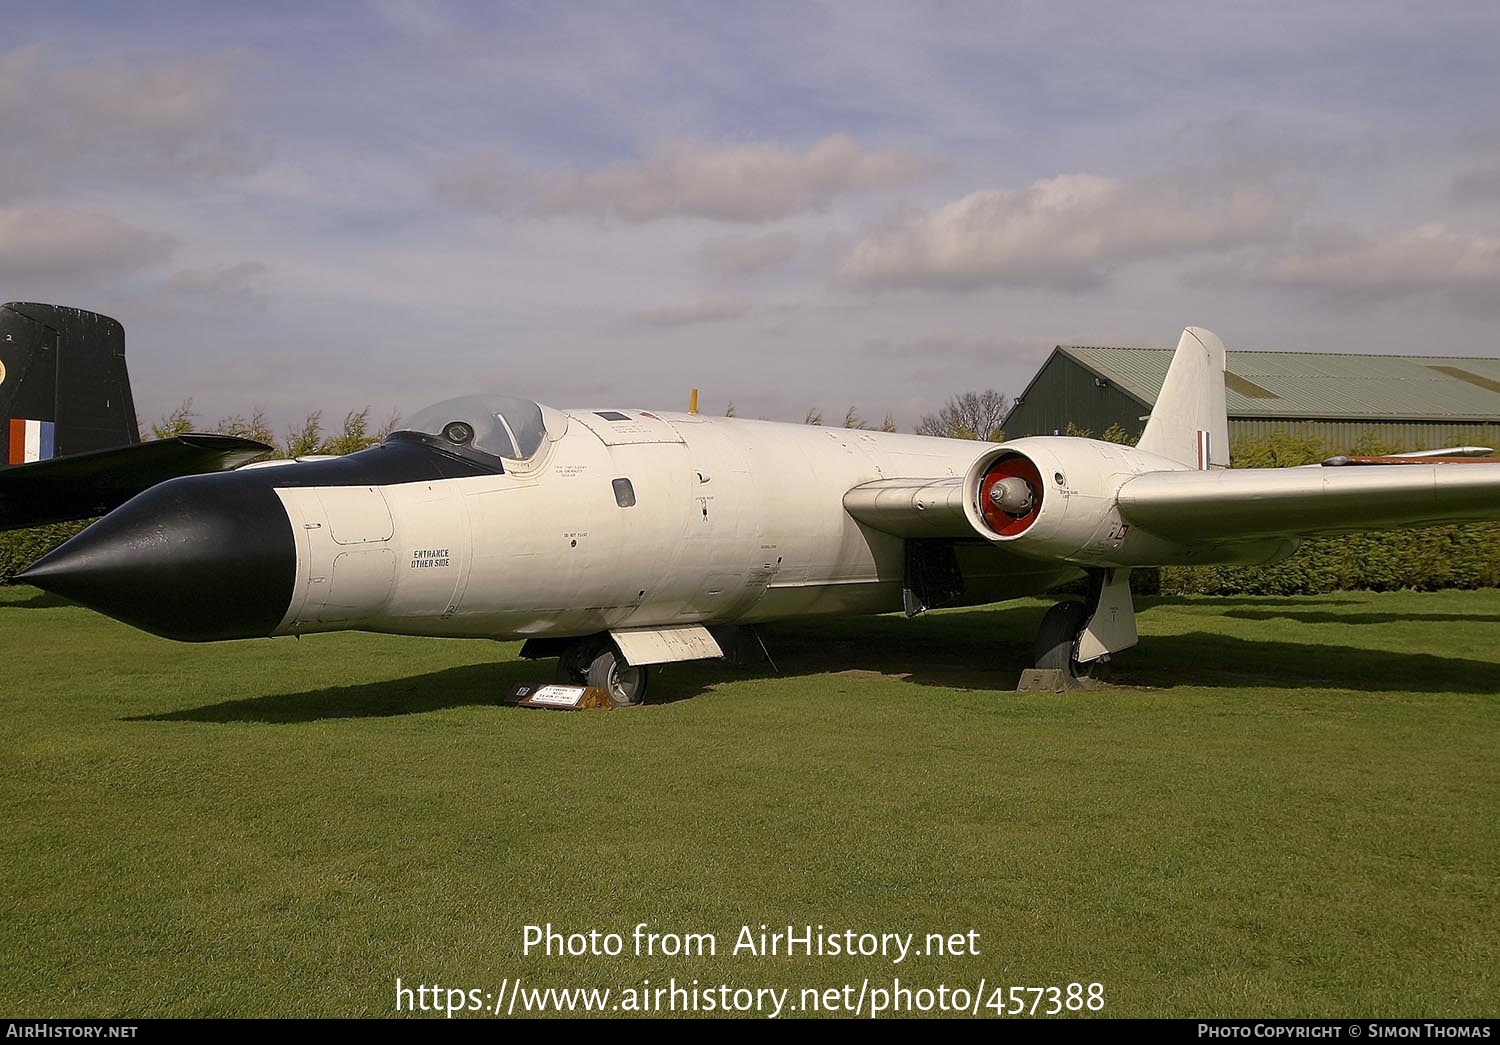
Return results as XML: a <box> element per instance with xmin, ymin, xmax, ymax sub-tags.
<box><xmin>554</xmin><ymin>637</ymin><xmax>650</xmax><ymax>707</ymax></box>
<box><xmin>587</xmin><ymin>647</ymin><xmax>650</xmax><ymax>707</ymax></box>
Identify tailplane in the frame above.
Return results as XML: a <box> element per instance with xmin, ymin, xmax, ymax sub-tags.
<box><xmin>1136</xmin><ymin>326</ymin><xmax>1229</xmax><ymax>469</ymax></box>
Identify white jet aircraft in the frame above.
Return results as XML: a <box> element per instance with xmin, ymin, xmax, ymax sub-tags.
<box><xmin>21</xmin><ymin>328</ymin><xmax>1500</xmax><ymax>705</ymax></box>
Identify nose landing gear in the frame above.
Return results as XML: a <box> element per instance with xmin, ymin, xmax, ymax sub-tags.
<box><xmin>554</xmin><ymin>636</ymin><xmax>651</xmax><ymax>707</ymax></box>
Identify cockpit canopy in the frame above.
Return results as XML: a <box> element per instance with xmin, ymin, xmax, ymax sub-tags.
<box><xmin>396</xmin><ymin>395</ymin><xmax>561</xmax><ymax>463</ymax></box>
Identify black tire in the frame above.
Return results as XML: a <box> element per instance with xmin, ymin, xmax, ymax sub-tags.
<box><xmin>585</xmin><ymin>646</ymin><xmax>650</xmax><ymax>707</ymax></box>
<box><xmin>1035</xmin><ymin>600</ymin><xmax>1091</xmax><ymax>679</ymax></box>
<box><xmin>554</xmin><ymin>639</ymin><xmax>595</xmax><ymax>684</ymax></box>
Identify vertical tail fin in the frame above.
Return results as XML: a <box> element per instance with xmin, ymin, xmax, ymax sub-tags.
<box><xmin>1136</xmin><ymin>326</ymin><xmax>1229</xmax><ymax>470</ymax></box>
<box><xmin>0</xmin><ymin>303</ymin><xmax>137</xmax><ymax>465</ymax></box>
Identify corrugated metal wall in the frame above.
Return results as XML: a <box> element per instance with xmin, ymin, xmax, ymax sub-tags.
<box><xmin>1228</xmin><ymin>419</ymin><xmax>1500</xmax><ymax>452</ymax></box>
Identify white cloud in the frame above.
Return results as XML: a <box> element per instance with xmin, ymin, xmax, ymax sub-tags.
<box><xmin>0</xmin><ymin>44</ymin><xmax>255</xmax><ymax>202</ymax></box>
<box><xmin>627</xmin><ymin>298</ymin><xmax>750</xmax><ymax>327</ymax></box>
<box><xmin>164</xmin><ymin>260</ymin><xmax>269</xmax><ymax>300</ymax></box>
<box><xmin>437</xmin><ymin>135</ymin><xmax>942</xmax><ymax>223</ymax></box>
<box><xmin>698</xmin><ymin>232</ymin><xmax>800</xmax><ymax>276</ymax></box>
<box><xmin>1451</xmin><ymin>167</ymin><xmax>1500</xmax><ymax>205</ymax></box>
<box><xmin>863</xmin><ymin>332</ymin><xmax>1023</xmax><ymax>362</ymax></box>
<box><xmin>0</xmin><ymin>207</ymin><xmax>173</xmax><ymax>287</ymax></box>
<box><xmin>1196</xmin><ymin>222</ymin><xmax>1500</xmax><ymax>314</ymax></box>
<box><xmin>835</xmin><ymin>172</ymin><xmax>1294</xmax><ymax>291</ymax></box>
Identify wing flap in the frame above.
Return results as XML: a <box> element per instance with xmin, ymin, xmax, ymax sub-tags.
<box><xmin>1118</xmin><ymin>463</ymin><xmax>1500</xmax><ymax>541</ymax></box>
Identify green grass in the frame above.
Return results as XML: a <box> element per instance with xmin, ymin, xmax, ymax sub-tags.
<box><xmin>2</xmin><ymin>585</ymin><xmax>1497</xmax><ymax>1018</ymax></box>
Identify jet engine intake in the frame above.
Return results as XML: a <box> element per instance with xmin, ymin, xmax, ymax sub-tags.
<box><xmin>978</xmin><ymin>455</ymin><xmax>1044</xmax><ymax>536</ymax></box>
<box><xmin>963</xmin><ymin>438</ymin><xmax>1166</xmax><ymax>563</ymax></box>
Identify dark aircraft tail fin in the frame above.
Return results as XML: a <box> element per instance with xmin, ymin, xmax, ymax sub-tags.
<box><xmin>0</xmin><ymin>302</ymin><xmax>273</xmax><ymax>532</ymax></box>
<box><xmin>1</xmin><ymin>302</ymin><xmax>138</xmax><ymax>465</ymax></box>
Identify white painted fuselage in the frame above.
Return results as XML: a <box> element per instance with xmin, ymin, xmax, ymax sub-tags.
<box><xmin>269</xmin><ymin>411</ymin><xmax>1071</xmax><ymax>640</ymax></box>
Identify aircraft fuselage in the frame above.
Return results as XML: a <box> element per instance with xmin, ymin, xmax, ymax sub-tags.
<box><xmin>272</xmin><ymin>411</ymin><xmax>1070</xmax><ymax>641</ymax></box>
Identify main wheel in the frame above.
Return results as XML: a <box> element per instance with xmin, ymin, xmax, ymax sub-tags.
<box><xmin>585</xmin><ymin>646</ymin><xmax>650</xmax><ymax>707</ymax></box>
<box><xmin>1035</xmin><ymin>600</ymin><xmax>1091</xmax><ymax>679</ymax></box>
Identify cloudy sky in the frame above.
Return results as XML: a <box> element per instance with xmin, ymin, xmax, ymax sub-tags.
<box><xmin>4</xmin><ymin>2</ymin><xmax>1499</xmax><ymax>433</ymax></box>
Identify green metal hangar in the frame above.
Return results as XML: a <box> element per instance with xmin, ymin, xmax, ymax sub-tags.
<box><xmin>1002</xmin><ymin>346</ymin><xmax>1500</xmax><ymax>451</ymax></box>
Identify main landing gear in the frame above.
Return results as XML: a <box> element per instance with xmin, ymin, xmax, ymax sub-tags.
<box><xmin>1028</xmin><ymin>568</ymin><xmax>1139</xmax><ymax>690</ymax></box>
<box><xmin>1033</xmin><ymin>599</ymin><xmax>1093</xmax><ymax>682</ymax></box>
<box><xmin>554</xmin><ymin>636</ymin><xmax>651</xmax><ymax>708</ymax></box>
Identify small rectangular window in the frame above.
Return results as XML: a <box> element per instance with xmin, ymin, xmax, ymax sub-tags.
<box><xmin>595</xmin><ymin>411</ymin><xmax>632</xmax><ymax>421</ymax></box>
<box><xmin>612</xmin><ymin>478</ymin><xmax>636</xmax><ymax>507</ymax></box>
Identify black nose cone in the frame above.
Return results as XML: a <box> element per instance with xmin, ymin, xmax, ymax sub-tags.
<box><xmin>17</xmin><ymin>472</ymin><xmax>295</xmax><ymax>641</ymax></box>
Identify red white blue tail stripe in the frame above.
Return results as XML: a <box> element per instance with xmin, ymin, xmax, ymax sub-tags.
<box><xmin>7</xmin><ymin>418</ymin><xmax>56</xmax><ymax>464</ymax></box>
<box><xmin>1195</xmin><ymin>429</ymin><xmax>1212</xmax><ymax>470</ymax></box>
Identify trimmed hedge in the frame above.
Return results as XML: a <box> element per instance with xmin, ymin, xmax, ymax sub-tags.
<box><xmin>0</xmin><ymin>520</ymin><xmax>91</xmax><ymax>581</ymax></box>
<box><xmin>1158</xmin><ymin>525</ymin><xmax>1500</xmax><ymax>596</ymax></box>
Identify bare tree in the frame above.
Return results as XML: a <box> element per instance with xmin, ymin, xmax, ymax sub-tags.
<box><xmin>804</xmin><ymin>407</ymin><xmax>823</xmax><ymax>426</ymax></box>
<box><xmin>843</xmin><ymin>406</ymin><xmax>871</xmax><ymax>430</ymax></box>
<box><xmin>915</xmin><ymin>390</ymin><xmax>1010</xmax><ymax>441</ymax></box>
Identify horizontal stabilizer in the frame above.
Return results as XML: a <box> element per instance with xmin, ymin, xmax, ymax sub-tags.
<box><xmin>0</xmin><ymin>434</ymin><xmax>271</xmax><ymax>530</ymax></box>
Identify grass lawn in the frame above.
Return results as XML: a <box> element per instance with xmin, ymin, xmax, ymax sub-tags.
<box><xmin>1</xmin><ymin>584</ymin><xmax>1496</xmax><ymax>1018</ymax></box>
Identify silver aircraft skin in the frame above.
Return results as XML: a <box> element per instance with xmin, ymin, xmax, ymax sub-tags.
<box><xmin>22</xmin><ymin>327</ymin><xmax>1500</xmax><ymax>704</ymax></box>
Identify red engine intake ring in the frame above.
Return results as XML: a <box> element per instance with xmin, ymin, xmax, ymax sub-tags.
<box><xmin>979</xmin><ymin>456</ymin><xmax>1044</xmax><ymax>536</ymax></box>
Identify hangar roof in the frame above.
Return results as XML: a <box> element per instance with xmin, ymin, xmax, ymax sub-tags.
<box><xmin>1059</xmin><ymin>347</ymin><xmax>1500</xmax><ymax>421</ymax></box>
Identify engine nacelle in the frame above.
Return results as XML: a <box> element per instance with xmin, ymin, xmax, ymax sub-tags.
<box><xmin>961</xmin><ymin>437</ymin><xmax>1295</xmax><ymax>567</ymax></box>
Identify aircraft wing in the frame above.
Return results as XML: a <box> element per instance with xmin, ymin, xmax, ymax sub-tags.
<box><xmin>1116</xmin><ymin>463</ymin><xmax>1500</xmax><ymax>541</ymax></box>
<box><xmin>0</xmin><ymin>434</ymin><xmax>272</xmax><ymax>530</ymax></box>
<box><xmin>846</xmin><ymin>460</ymin><xmax>1500</xmax><ymax>549</ymax></box>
